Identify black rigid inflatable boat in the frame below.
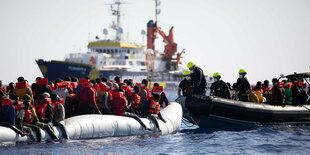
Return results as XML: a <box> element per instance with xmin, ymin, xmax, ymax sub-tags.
<box><xmin>186</xmin><ymin>95</ymin><xmax>310</xmax><ymax>129</ymax></box>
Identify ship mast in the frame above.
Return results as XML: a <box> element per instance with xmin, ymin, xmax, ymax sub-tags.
<box><xmin>155</xmin><ymin>0</ymin><xmax>161</xmax><ymax>24</ymax></box>
<box><xmin>109</xmin><ymin>0</ymin><xmax>123</xmax><ymax>42</ymax></box>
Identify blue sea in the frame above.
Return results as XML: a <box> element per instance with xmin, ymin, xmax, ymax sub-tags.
<box><xmin>1</xmin><ymin>90</ymin><xmax>310</xmax><ymax>154</ymax></box>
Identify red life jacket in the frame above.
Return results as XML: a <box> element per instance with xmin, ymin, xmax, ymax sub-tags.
<box><xmin>142</xmin><ymin>86</ymin><xmax>152</xmax><ymax>99</ymax></box>
<box><xmin>148</xmin><ymin>98</ymin><xmax>160</xmax><ymax>114</ymax></box>
<box><xmin>132</xmin><ymin>94</ymin><xmax>141</xmax><ymax>109</ymax></box>
<box><xmin>24</xmin><ymin>108</ymin><xmax>34</xmax><ymax>124</ymax></box>
<box><xmin>262</xmin><ymin>85</ymin><xmax>271</xmax><ymax>92</ymax></box>
<box><xmin>48</xmin><ymin>83</ymin><xmax>54</xmax><ymax>91</ymax></box>
<box><xmin>15</xmin><ymin>81</ymin><xmax>29</xmax><ymax>89</ymax></box>
<box><xmin>110</xmin><ymin>92</ymin><xmax>127</xmax><ymax>116</ymax></box>
<box><xmin>79</xmin><ymin>78</ymin><xmax>89</xmax><ymax>85</ymax></box>
<box><xmin>36</xmin><ymin>98</ymin><xmax>51</xmax><ymax>119</ymax></box>
<box><xmin>0</xmin><ymin>87</ymin><xmax>5</xmax><ymax>92</ymax></box>
<box><xmin>252</xmin><ymin>86</ymin><xmax>264</xmax><ymax>93</ymax></box>
<box><xmin>36</xmin><ymin>78</ymin><xmax>48</xmax><ymax>85</ymax></box>
<box><xmin>55</xmin><ymin>81</ymin><xmax>69</xmax><ymax>89</ymax></box>
<box><xmin>151</xmin><ymin>86</ymin><xmax>163</xmax><ymax>94</ymax></box>
<box><xmin>99</xmin><ymin>82</ymin><xmax>108</xmax><ymax>92</ymax></box>
<box><xmin>284</xmin><ymin>82</ymin><xmax>293</xmax><ymax>89</ymax></box>
<box><xmin>82</xmin><ymin>81</ymin><xmax>92</xmax><ymax>88</ymax></box>
<box><xmin>56</xmin><ymin>97</ymin><xmax>65</xmax><ymax>105</ymax></box>
<box><xmin>71</xmin><ymin>82</ymin><xmax>78</xmax><ymax>89</ymax></box>
<box><xmin>2</xmin><ymin>98</ymin><xmax>14</xmax><ymax>106</ymax></box>
<box><xmin>51</xmin><ymin>101</ymin><xmax>60</xmax><ymax>115</ymax></box>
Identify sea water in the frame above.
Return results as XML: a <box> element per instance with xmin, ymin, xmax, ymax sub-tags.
<box><xmin>1</xmin><ymin>90</ymin><xmax>310</xmax><ymax>154</ymax></box>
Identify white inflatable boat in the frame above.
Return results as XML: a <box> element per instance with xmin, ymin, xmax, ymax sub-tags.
<box><xmin>0</xmin><ymin>102</ymin><xmax>182</xmax><ymax>143</ymax></box>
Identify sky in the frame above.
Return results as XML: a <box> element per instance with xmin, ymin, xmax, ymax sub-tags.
<box><xmin>0</xmin><ymin>0</ymin><xmax>310</xmax><ymax>84</ymax></box>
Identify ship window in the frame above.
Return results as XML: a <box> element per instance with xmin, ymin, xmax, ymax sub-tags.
<box><xmin>107</xmin><ymin>49</ymin><xmax>110</xmax><ymax>53</ymax></box>
<box><xmin>104</xmin><ymin>61</ymin><xmax>106</xmax><ymax>65</ymax></box>
<box><xmin>96</xmin><ymin>49</ymin><xmax>99</xmax><ymax>52</ymax></box>
<box><xmin>125</xmin><ymin>56</ymin><xmax>128</xmax><ymax>59</ymax></box>
<box><xmin>133</xmin><ymin>51</ymin><xmax>135</xmax><ymax>54</ymax></box>
<box><xmin>115</xmin><ymin>49</ymin><xmax>118</xmax><ymax>53</ymax></box>
<box><xmin>103</xmin><ymin>49</ymin><xmax>106</xmax><ymax>53</ymax></box>
<box><xmin>129</xmin><ymin>61</ymin><xmax>133</xmax><ymax>66</ymax></box>
<box><xmin>99</xmin><ymin>49</ymin><xmax>102</xmax><ymax>53</ymax></box>
<box><xmin>127</xmin><ymin>49</ymin><xmax>130</xmax><ymax>54</ymax></box>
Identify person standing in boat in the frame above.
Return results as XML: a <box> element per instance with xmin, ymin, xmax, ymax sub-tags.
<box><xmin>235</xmin><ymin>69</ymin><xmax>251</xmax><ymax>101</ymax></box>
<box><xmin>178</xmin><ymin>70</ymin><xmax>193</xmax><ymax>97</ymax></box>
<box><xmin>187</xmin><ymin>61</ymin><xmax>207</xmax><ymax>95</ymax></box>
<box><xmin>14</xmin><ymin>76</ymin><xmax>33</xmax><ymax>100</ymax></box>
<box><xmin>76</xmin><ymin>81</ymin><xmax>102</xmax><ymax>115</ymax></box>
<box><xmin>292</xmin><ymin>78</ymin><xmax>308</xmax><ymax>105</ymax></box>
<box><xmin>152</xmin><ymin>83</ymin><xmax>169</xmax><ymax>107</ymax></box>
<box><xmin>210</xmin><ymin>72</ymin><xmax>231</xmax><ymax>99</ymax></box>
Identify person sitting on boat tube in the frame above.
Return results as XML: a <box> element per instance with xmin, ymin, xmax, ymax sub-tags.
<box><xmin>142</xmin><ymin>94</ymin><xmax>166</xmax><ymax>132</ymax></box>
<box><xmin>178</xmin><ymin>70</ymin><xmax>193</xmax><ymax>97</ymax></box>
<box><xmin>152</xmin><ymin>83</ymin><xmax>169</xmax><ymax>108</ymax></box>
<box><xmin>187</xmin><ymin>61</ymin><xmax>207</xmax><ymax>95</ymax></box>
<box><xmin>292</xmin><ymin>78</ymin><xmax>308</xmax><ymax>106</ymax></box>
<box><xmin>210</xmin><ymin>72</ymin><xmax>231</xmax><ymax>99</ymax></box>
<box><xmin>235</xmin><ymin>69</ymin><xmax>251</xmax><ymax>102</ymax></box>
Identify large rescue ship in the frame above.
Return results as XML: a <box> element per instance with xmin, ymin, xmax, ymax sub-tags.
<box><xmin>36</xmin><ymin>0</ymin><xmax>186</xmax><ymax>89</ymax></box>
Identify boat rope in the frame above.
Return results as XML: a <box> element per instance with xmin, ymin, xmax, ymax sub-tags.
<box><xmin>182</xmin><ymin>117</ymin><xmax>196</xmax><ymax>127</ymax></box>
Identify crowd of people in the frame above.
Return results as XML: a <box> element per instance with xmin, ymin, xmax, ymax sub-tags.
<box><xmin>178</xmin><ymin>62</ymin><xmax>310</xmax><ymax>106</ymax></box>
<box><xmin>0</xmin><ymin>76</ymin><xmax>169</xmax><ymax>142</ymax></box>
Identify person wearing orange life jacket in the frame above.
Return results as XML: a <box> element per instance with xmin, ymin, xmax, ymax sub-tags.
<box><xmin>96</xmin><ymin>82</ymin><xmax>111</xmax><ymax>114</ymax></box>
<box><xmin>110</xmin><ymin>88</ymin><xmax>152</xmax><ymax>131</ymax></box>
<box><xmin>142</xmin><ymin>79</ymin><xmax>152</xmax><ymax>99</ymax></box>
<box><xmin>35</xmin><ymin>94</ymin><xmax>54</xmax><ymax>124</ymax></box>
<box><xmin>53</xmin><ymin>79</ymin><xmax>70</xmax><ymax>99</ymax></box>
<box><xmin>152</xmin><ymin>83</ymin><xmax>170</xmax><ymax>108</ymax></box>
<box><xmin>14</xmin><ymin>76</ymin><xmax>33</xmax><ymax>100</ymax></box>
<box><xmin>270</xmin><ymin>78</ymin><xmax>286</xmax><ymax>105</ymax></box>
<box><xmin>70</xmin><ymin>77</ymin><xmax>79</xmax><ymax>94</ymax></box>
<box><xmin>76</xmin><ymin>81</ymin><xmax>102</xmax><ymax>115</ymax></box>
<box><xmin>0</xmin><ymin>97</ymin><xmax>30</xmax><ymax>137</ymax></box>
<box><xmin>48</xmin><ymin>81</ymin><xmax>55</xmax><ymax>92</ymax></box>
<box><xmin>64</xmin><ymin>76</ymin><xmax>74</xmax><ymax>94</ymax></box>
<box><xmin>141</xmin><ymin>94</ymin><xmax>166</xmax><ymax>132</ymax></box>
<box><xmin>126</xmin><ymin>86</ymin><xmax>142</xmax><ymax>115</ymax></box>
<box><xmin>50</xmin><ymin>93</ymin><xmax>65</xmax><ymax>123</ymax></box>
<box><xmin>252</xmin><ymin>81</ymin><xmax>264</xmax><ymax>93</ymax></box>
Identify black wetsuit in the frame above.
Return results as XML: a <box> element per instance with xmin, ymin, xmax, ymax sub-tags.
<box><xmin>190</xmin><ymin>66</ymin><xmax>206</xmax><ymax>95</ymax></box>
<box><xmin>235</xmin><ymin>77</ymin><xmax>251</xmax><ymax>101</ymax></box>
<box><xmin>179</xmin><ymin>79</ymin><xmax>192</xmax><ymax>97</ymax></box>
<box><xmin>211</xmin><ymin>80</ymin><xmax>230</xmax><ymax>99</ymax></box>
<box><xmin>292</xmin><ymin>85</ymin><xmax>308</xmax><ymax>105</ymax></box>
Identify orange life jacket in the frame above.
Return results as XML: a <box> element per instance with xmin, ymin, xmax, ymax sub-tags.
<box><xmin>0</xmin><ymin>87</ymin><xmax>5</xmax><ymax>92</ymax></box>
<box><xmin>82</xmin><ymin>81</ymin><xmax>92</xmax><ymax>88</ymax></box>
<box><xmin>110</xmin><ymin>92</ymin><xmax>127</xmax><ymax>116</ymax></box>
<box><xmin>36</xmin><ymin>78</ymin><xmax>48</xmax><ymax>85</ymax></box>
<box><xmin>148</xmin><ymin>98</ymin><xmax>160</xmax><ymax>114</ymax></box>
<box><xmin>151</xmin><ymin>86</ymin><xmax>163</xmax><ymax>94</ymax></box>
<box><xmin>36</xmin><ymin>98</ymin><xmax>51</xmax><ymax>119</ymax></box>
<box><xmin>51</xmin><ymin>101</ymin><xmax>60</xmax><ymax>115</ymax></box>
<box><xmin>55</xmin><ymin>81</ymin><xmax>69</xmax><ymax>89</ymax></box>
<box><xmin>79</xmin><ymin>78</ymin><xmax>89</xmax><ymax>85</ymax></box>
<box><xmin>15</xmin><ymin>81</ymin><xmax>30</xmax><ymax>99</ymax></box>
<box><xmin>71</xmin><ymin>82</ymin><xmax>78</xmax><ymax>89</ymax></box>
<box><xmin>2</xmin><ymin>98</ymin><xmax>14</xmax><ymax>106</ymax></box>
<box><xmin>142</xmin><ymin>86</ymin><xmax>152</xmax><ymax>99</ymax></box>
<box><xmin>24</xmin><ymin>108</ymin><xmax>34</xmax><ymax>124</ymax></box>
<box><xmin>284</xmin><ymin>82</ymin><xmax>293</xmax><ymax>89</ymax></box>
<box><xmin>56</xmin><ymin>97</ymin><xmax>65</xmax><ymax>105</ymax></box>
<box><xmin>48</xmin><ymin>83</ymin><xmax>54</xmax><ymax>91</ymax></box>
<box><xmin>132</xmin><ymin>94</ymin><xmax>141</xmax><ymax>109</ymax></box>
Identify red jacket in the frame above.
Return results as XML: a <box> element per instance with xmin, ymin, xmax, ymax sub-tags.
<box><xmin>110</xmin><ymin>92</ymin><xmax>127</xmax><ymax>116</ymax></box>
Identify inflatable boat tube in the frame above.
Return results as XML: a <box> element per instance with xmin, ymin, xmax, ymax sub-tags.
<box><xmin>0</xmin><ymin>102</ymin><xmax>182</xmax><ymax>143</ymax></box>
<box><xmin>185</xmin><ymin>95</ymin><xmax>310</xmax><ymax>129</ymax></box>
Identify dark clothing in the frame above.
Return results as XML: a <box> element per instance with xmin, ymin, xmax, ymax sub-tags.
<box><xmin>210</xmin><ymin>80</ymin><xmax>231</xmax><ymax>99</ymax></box>
<box><xmin>159</xmin><ymin>92</ymin><xmax>169</xmax><ymax>107</ymax></box>
<box><xmin>141</xmin><ymin>99</ymin><xmax>151</xmax><ymax>118</ymax></box>
<box><xmin>76</xmin><ymin>87</ymin><xmax>100</xmax><ymax>115</ymax></box>
<box><xmin>178</xmin><ymin>79</ymin><xmax>192</xmax><ymax>97</ymax></box>
<box><xmin>292</xmin><ymin>85</ymin><xmax>308</xmax><ymax>106</ymax></box>
<box><xmin>271</xmin><ymin>86</ymin><xmax>286</xmax><ymax>105</ymax></box>
<box><xmin>235</xmin><ymin>77</ymin><xmax>251</xmax><ymax>101</ymax></box>
<box><xmin>35</xmin><ymin>85</ymin><xmax>52</xmax><ymax>95</ymax></box>
<box><xmin>190</xmin><ymin>66</ymin><xmax>206</xmax><ymax>95</ymax></box>
<box><xmin>1</xmin><ymin>105</ymin><xmax>15</xmax><ymax>125</ymax></box>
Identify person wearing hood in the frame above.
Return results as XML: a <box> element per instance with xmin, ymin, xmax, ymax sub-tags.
<box><xmin>178</xmin><ymin>70</ymin><xmax>193</xmax><ymax>97</ymax></box>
